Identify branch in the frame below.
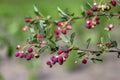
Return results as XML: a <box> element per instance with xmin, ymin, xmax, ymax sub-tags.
<box><xmin>72</xmin><ymin>48</ymin><xmax>120</xmax><ymax>53</ymax></box>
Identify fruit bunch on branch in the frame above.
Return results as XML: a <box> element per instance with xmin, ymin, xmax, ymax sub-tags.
<box><xmin>15</xmin><ymin>0</ymin><xmax>120</xmax><ymax>68</ymax></box>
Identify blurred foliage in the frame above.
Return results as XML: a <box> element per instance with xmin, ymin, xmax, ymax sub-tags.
<box><xmin>0</xmin><ymin>0</ymin><xmax>120</xmax><ymax>71</ymax></box>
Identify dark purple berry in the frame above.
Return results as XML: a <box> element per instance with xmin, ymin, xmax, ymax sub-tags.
<box><xmin>92</xmin><ymin>6</ymin><xmax>98</xmax><ymax>11</ymax></box>
<box><xmin>82</xmin><ymin>59</ymin><xmax>87</xmax><ymax>64</ymax></box>
<box><xmin>57</xmin><ymin>50</ymin><xmax>63</xmax><ymax>55</ymax></box>
<box><xmin>58</xmin><ymin>56</ymin><xmax>63</xmax><ymax>65</ymax></box>
<box><xmin>86</xmin><ymin>10</ymin><xmax>92</xmax><ymax>15</ymax></box>
<box><xmin>15</xmin><ymin>52</ymin><xmax>20</xmax><ymax>57</ymax></box>
<box><xmin>26</xmin><ymin>54</ymin><xmax>32</xmax><ymax>60</ymax></box>
<box><xmin>61</xmin><ymin>29</ymin><xmax>67</xmax><ymax>35</ymax></box>
<box><xmin>64</xmin><ymin>48</ymin><xmax>70</xmax><ymax>53</ymax></box>
<box><xmin>64</xmin><ymin>53</ymin><xmax>69</xmax><ymax>59</ymax></box>
<box><xmin>46</xmin><ymin>60</ymin><xmax>51</xmax><ymax>65</ymax></box>
<box><xmin>19</xmin><ymin>53</ymin><xmax>24</xmax><ymax>58</ymax></box>
<box><xmin>27</xmin><ymin>48</ymin><xmax>33</xmax><ymax>53</ymax></box>
<box><xmin>111</xmin><ymin>0</ymin><xmax>117</xmax><ymax>6</ymax></box>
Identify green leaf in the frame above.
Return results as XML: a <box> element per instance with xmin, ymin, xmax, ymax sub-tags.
<box><xmin>0</xmin><ymin>75</ymin><xmax>4</xmax><ymax>80</ymax></box>
<box><xmin>60</xmin><ymin>33</ymin><xmax>69</xmax><ymax>43</ymax></box>
<box><xmin>33</xmin><ymin>5</ymin><xmax>42</xmax><ymax>16</ymax></box>
<box><xmin>70</xmin><ymin>32</ymin><xmax>75</xmax><ymax>44</ymax></box>
<box><xmin>57</xmin><ymin>7</ymin><xmax>69</xmax><ymax>18</ymax></box>
<box><xmin>39</xmin><ymin>46</ymin><xmax>48</xmax><ymax>54</ymax></box>
<box><xmin>86</xmin><ymin>38</ymin><xmax>91</xmax><ymax>49</ymax></box>
<box><xmin>109</xmin><ymin>41</ymin><xmax>117</xmax><ymax>48</ymax></box>
<box><xmin>77</xmin><ymin>51</ymin><xmax>86</xmax><ymax>58</ymax></box>
<box><xmin>100</xmin><ymin>37</ymin><xmax>104</xmax><ymax>44</ymax></box>
<box><xmin>7</xmin><ymin>44</ymin><xmax>13</xmax><ymax>58</ymax></box>
<box><xmin>86</xmin><ymin>2</ymin><xmax>92</xmax><ymax>9</ymax></box>
<box><xmin>91</xmin><ymin>58</ymin><xmax>103</xmax><ymax>63</ymax></box>
<box><xmin>47</xmin><ymin>39</ymin><xmax>56</xmax><ymax>50</ymax></box>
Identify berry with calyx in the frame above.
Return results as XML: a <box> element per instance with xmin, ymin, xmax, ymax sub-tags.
<box><xmin>35</xmin><ymin>54</ymin><xmax>40</xmax><ymax>58</ymax></box>
<box><xmin>16</xmin><ymin>45</ymin><xmax>21</xmax><ymax>50</ymax></box>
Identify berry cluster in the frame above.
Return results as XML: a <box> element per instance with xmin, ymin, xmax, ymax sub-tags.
<box><xmin>15</xmin><ymin>45</ymin><xmax>40</xmax><ymax>60</ymax></box>
<box><xmin>55</xmin><ymin>21</ymin><xmax>72</xmax><ymax>39</ymax></box>
<box><xmin>15</xmin><ymin>0</ymin><xmax>120</xmax><ymax>68</ymax></box>
<box><xmin>46</xmin><ymin>48</ymin><xmax>70</xmax><ymax>68</ymax></box>
<box><xmin>86</xmin><ymin>16</ymin><xmax>100</xmax><ymax>29</ymax></box>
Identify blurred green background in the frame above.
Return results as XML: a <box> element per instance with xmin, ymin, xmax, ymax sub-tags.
<box><xmin>0</xmin><ymin>0</ymin><xmax>120</xmax><ymax>80</ymax></box>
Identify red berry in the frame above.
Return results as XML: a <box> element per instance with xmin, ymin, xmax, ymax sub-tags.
<box><xmin>22</xmin><ymin>26</ymin><xmax>28</xmax><ymax>32</ymax></box>
<box><xmin>64</xmin><ymin>48</ymin><xmax>70</xmax><ymax>53</ymax></box>
<box><xmin>27</xmin><ymin>48</ymin><xmax>33</xmax><ymax>53</ymax></box>
<box><xmin>55</xmin><ymin>35</ymin><xmax>60</xmax><ymax>39</ymax></box>
<box><xmin>26</xmin><ymin>54</ymin><xmax>32</xmax><ymax>60</ymax></box>
<box><xmin>82</xmin><ymin>59</ymin><xmax>87</xmax><ymax>64</ymax></box>
<box><xmin>57</xmin><ymin>50</ymin><xmax>63</xmax><ymax>55</ymax></box>
<box><xmin>61</xmin><ymin>29</ymin><xmax>67</xmax><ymax>35</ymax></box>
<box><xmin>15</xmin><ymin>52</ymin><xmax>20</xmax><ymax>57</ymax></box>
<box><xmin>54</xmin><ymin>29</ymin><xmax>60</xmax><ymax>35</ymax></box>
<box><xmin>19</xmin><ymin>53</ymin><xmax>24</xmax><ymax>58</ymax></box>
<box><xmin>92</xmin><ymin>6</ymin><xmax>98</xmax><ymax>11</ymax></box>
<box><xmin>57</xmin><ymin>22</ymin><xmax>63</xmax><ymax>27</ymax></box>
<box><xmin>111</xmin><ymin>0</ymin><xmax>117</xmax><ymax>6</ymax></box>
<box><xmin>37</xmin><ymin>35</ymin><xmax>43</xmax><ymax>39</ymax></box>
<box><xmin>66</xmin><ymin>25</ymin><xmax>72</xmax><ymax>30</ymax></box>
<box><xmin>86</xmin><ymin>10</ymin><xmax>92</xmax><ymax>15</ymax></box>
<box><xmin>58</xmin><ymin>56</ymin><xmax>63</xmax><ymax>65</ymax></box>
<box><xmin>46</xmin><ymin>60</ymin><xmax>51</xmax><ymax>65</ymax></box>
<box><xmin>86</xmin><ymin>23</ymin><xmax>92</xmax><ymax>29</ymax></box>
<box><xmin>25</xmin><ymin>19</ymin><xmax>32</xmax><ymax>23</ymax></box>
<box><xmin>64</xmin><ymin>53</ymin><xmax>69</xmax><ymax>59</ymax></box>
<box><xmin>95</xmin><ymin>17</ymin><xmax>100</xmax><ymax>21</ymax></box>
<box><xmin>16</xmin><ymin>45</ymin><xmax>20</xmax><ymax>50</ymax></box>
<box><xmin>105</xmin><ymin>42</ymin><xmax>110</xmax><ymax>47</ymax></box>
<box><xmin>50</xmin><ymin>56</ymin><xmax>58</xmax><ymax>63</ymax></box>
